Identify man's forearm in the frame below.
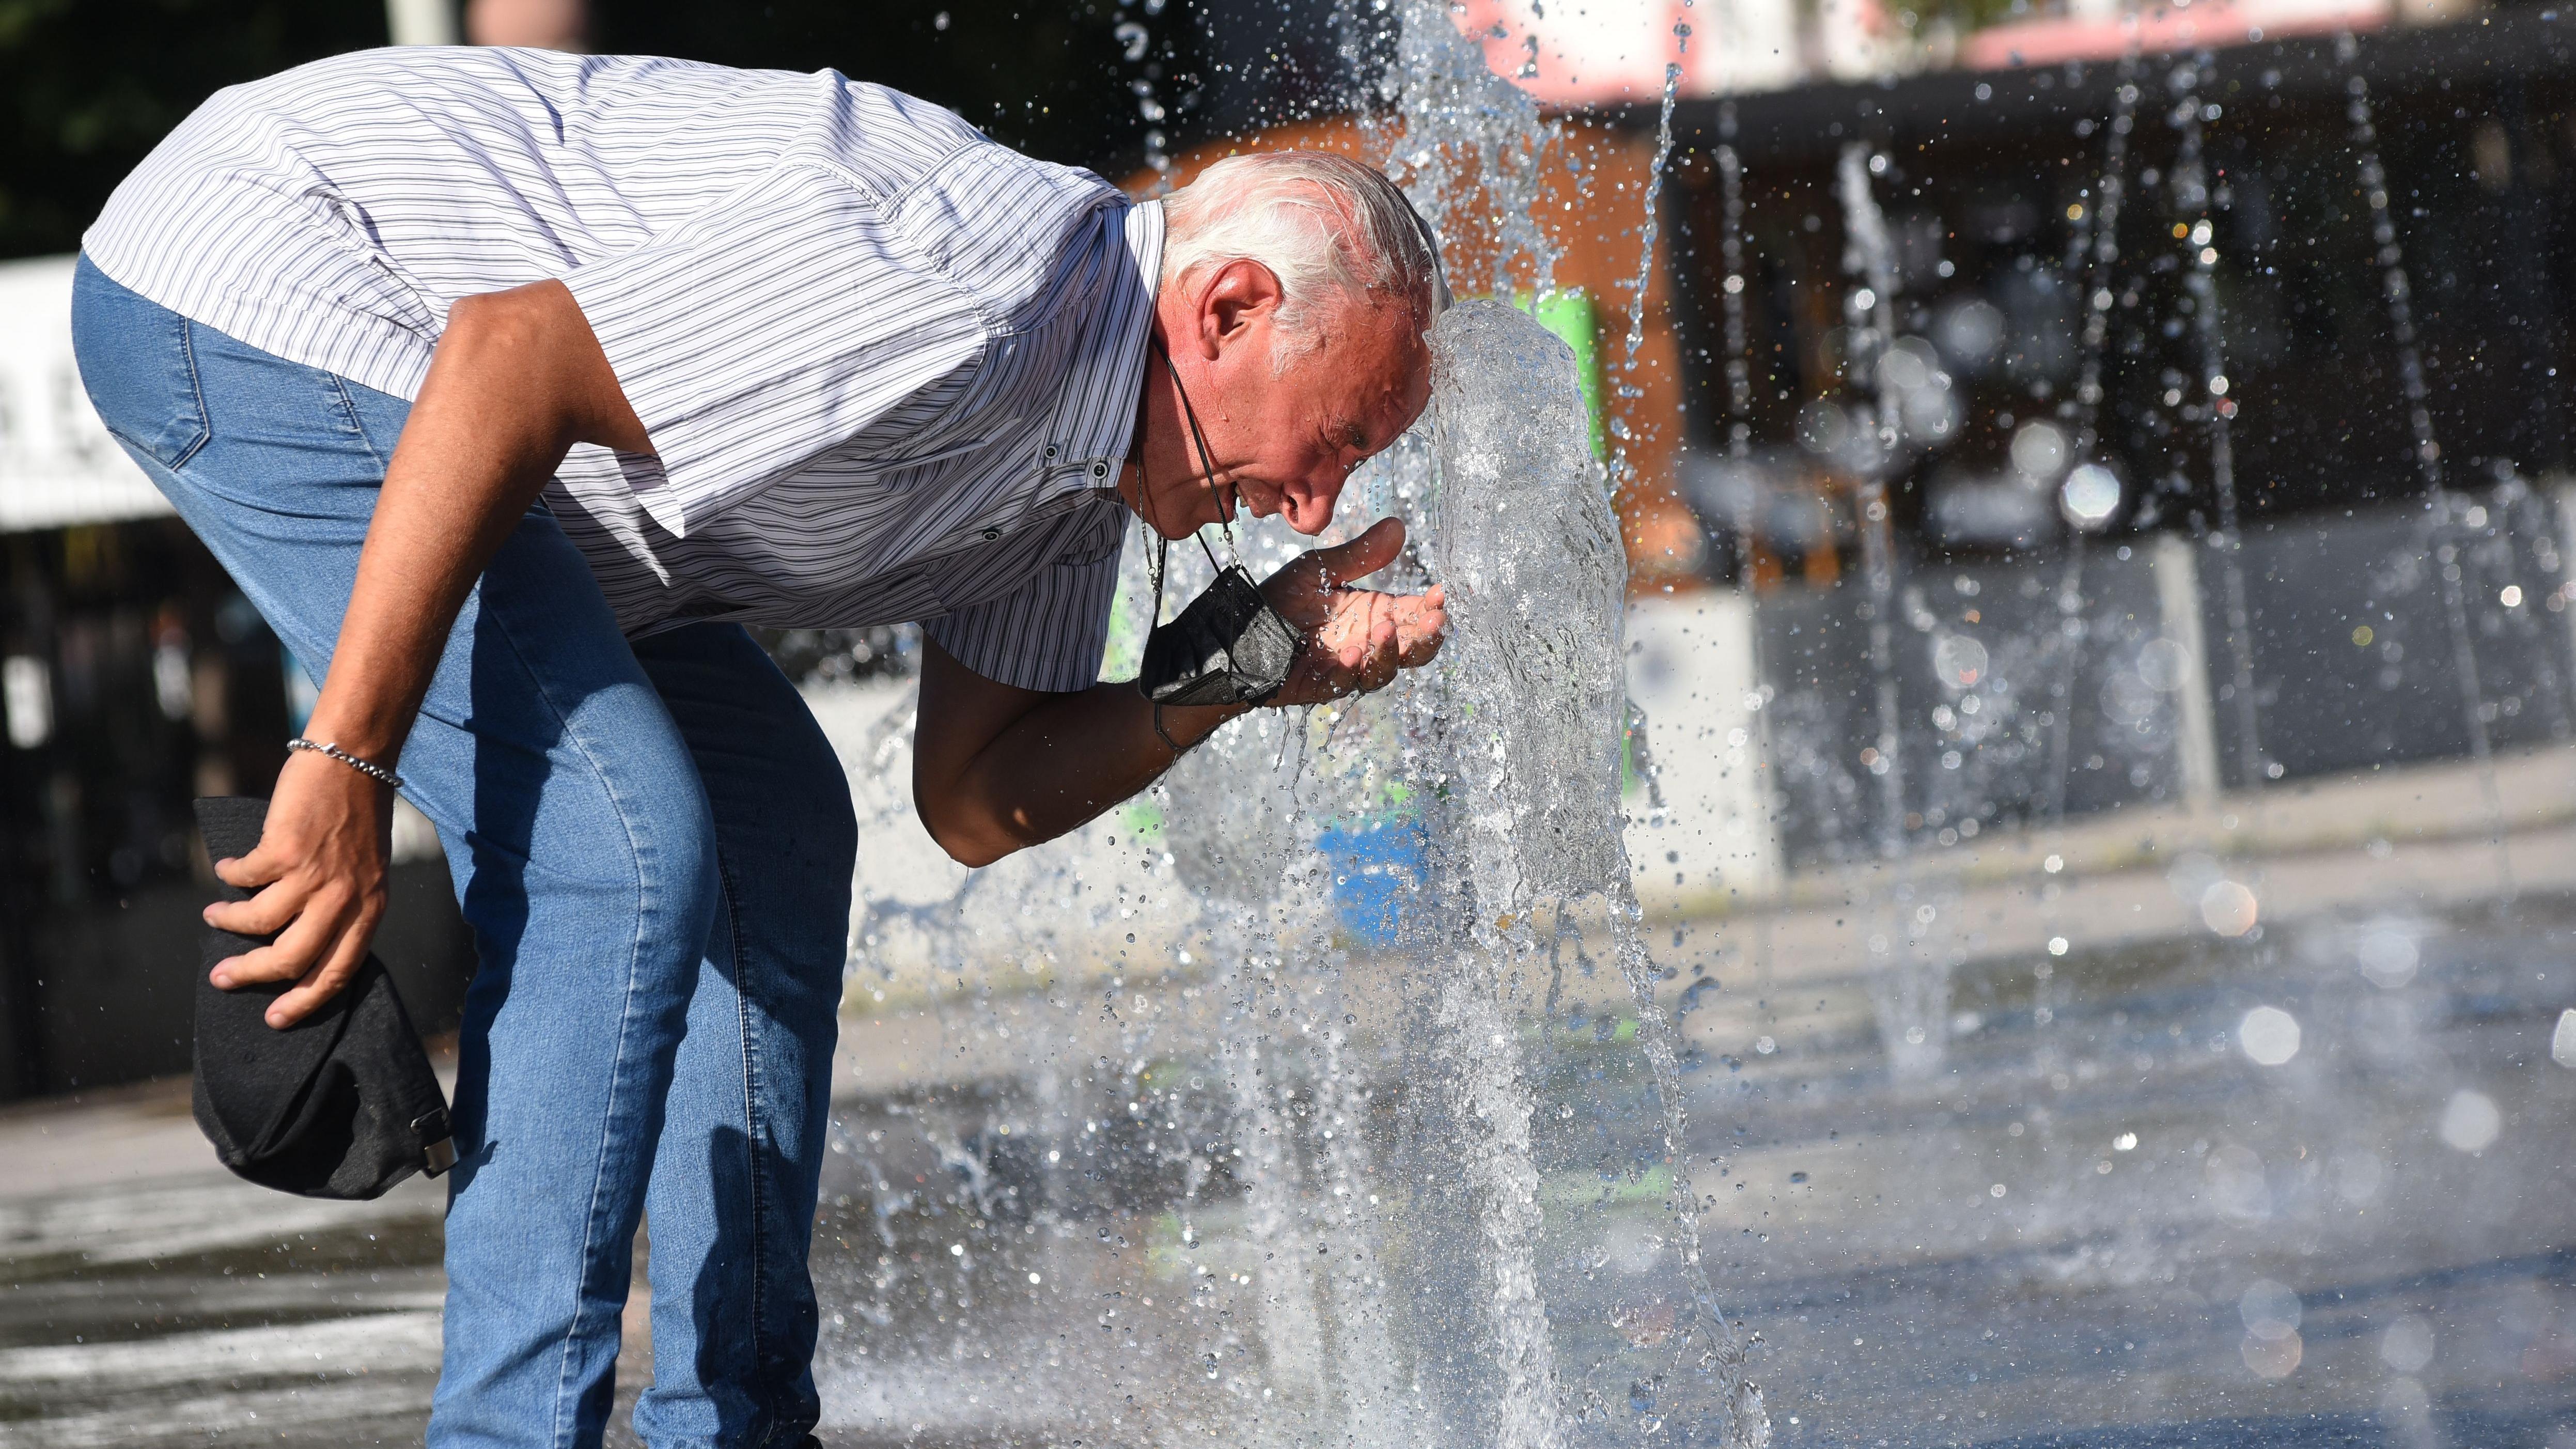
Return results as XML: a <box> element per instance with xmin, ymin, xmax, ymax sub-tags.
<box><xmin>196</xmin><ymin>281</ymin><xmax>650</xmax><ymax>1029</ymax></box>
<box><xmin>928</xmin><ymin>680</ymin><xmax>1247</xmax><ymax>867</ymax></box>
<box><xmin>911</xmin><ymin>522</ymin><xmax>1446</xmax><ymax>868</ymax></box>
<box><xmin>304</xmin><ymin>283</ymin><xmax>649</xmax><ymax>762</ymax></box>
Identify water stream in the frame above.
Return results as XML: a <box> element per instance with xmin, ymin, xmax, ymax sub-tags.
<box><xmin>2340</xmin><ymin>40</ymin><xmax>2518</xmax><ymax>904</ymax></box>
<box><xmin>812</xmin><ymin>6</ymin><xmax>1769</xmax><ymax>1439</ymax></box>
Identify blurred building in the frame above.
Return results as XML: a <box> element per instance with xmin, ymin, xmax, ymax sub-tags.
<box><xmin>1648</xmin><ymin>15</ymin><xmax>2576</xmax><ymax>858</ymax></box>
<box><xmin>1180</xmin><ymin>0</ymin><xmax>2576</xmax><ymax>880</ymax></box>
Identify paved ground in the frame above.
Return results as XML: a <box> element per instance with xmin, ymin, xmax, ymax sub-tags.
<box><xmin>3</xmin><ymin>792</ymin><xmax>2572</xmax><ymax>1445</ymax></box>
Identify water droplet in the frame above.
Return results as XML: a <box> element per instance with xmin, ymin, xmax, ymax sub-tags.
<box><xmin>2060</xmin><ymin>463</ymin><xmax>2122</xmax><ymax>529</ymax></box>
<box><xmin>2356</xmin><ymin>927</ymin><xmax>2420</xmax><ymax>988</ymax></box>
<box><xmin>2237</xmin><ymin>1006</ymin><xmax>2300</xmax><ymax>1066</ymax></box>
<box><xmin>2009</xmin><ymin>420</ymin><xmax>2068</xmax><ymax>480</ymax></box>
<box><xmin>2381</xmin><ymin>1314</ymin><xmax>2437</xmax><ymax>1373</ymax></box>
<box><xmin>1931</xmin><ymin>633</ymin><xmax>1988</xmax><ymax>689</ymax></box>
<box><xmin>2240</xmin><ymin>1280</ymin><xmax>2301</xmax><ymax>1339</ymax></box>
<box><xmin>2439</xmin><ymin>1089</ymin><xmax>2501</xmax><ymax>1152</ymax></box>
<box><xmin>2200</xmin><ymin>880</ymin><xmax>2259</xmax><ymax>937</ymax></box>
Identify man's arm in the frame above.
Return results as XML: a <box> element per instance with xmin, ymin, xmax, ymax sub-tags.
<box><xmin>913</xmin><ymin>518</ymin><xmax>1444</xmax><ymax>866</ymax></box>
<box><xmin>202</xmin><ymin>281</ymin><xmax>649</xmax><ymax>1026</ymax></box>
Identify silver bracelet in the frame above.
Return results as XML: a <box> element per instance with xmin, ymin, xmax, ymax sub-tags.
<box><xmin>287</xmin><ymin>737</ymin><xmax>405</xmax><ymax>790</ymax></box>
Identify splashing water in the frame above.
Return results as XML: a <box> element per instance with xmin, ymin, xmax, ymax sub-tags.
<box><xmin>1835</xmin><ymin>143</ymin><xmax>1911</xmax><ymax>864</ymax></box>
<box><xmin>1427</xmin><ymin>301</ymin><xmax>1627</xmax><ymax>913</ymax></box>
<box><xmin>2167</xmin><ymin>53</ymin><xmax>2266</xmax><ymax>792</ymax></box>
<box><xmin>1368</xmin><ymin>0</ymin><xmax>1557</xmax><ymax>299</ymax></box>
<box><xmin>1320</xmin><ymin>296</ymin><xmax>1770</xmax><ymax>1441</ymax></box>
<box><xmin>813</xmin><ymin>3</ymin><xmax>1766</xmax><ymax>1441</ymax></box>
<box><xmin>816</xmin><ymin>293</ymin><xmax>1761</xmax><ymax>1449</ymax></box>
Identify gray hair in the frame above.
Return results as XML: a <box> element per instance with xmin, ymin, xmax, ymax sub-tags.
<box><xmin>1160</xmin><ymin>151</ymin><xmax>1449</xmax><ymax>366</ymax></box>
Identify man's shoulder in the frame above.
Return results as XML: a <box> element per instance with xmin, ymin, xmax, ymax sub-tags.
<box><xmin>806</xmin><ymin>81</ymin><xmax>1117</xmax><ymax>217</ymax></box>
<box><xmin>802</xmin><ymin>107</ymin><xmax>1125</xmax><ymax>335</ymax></box>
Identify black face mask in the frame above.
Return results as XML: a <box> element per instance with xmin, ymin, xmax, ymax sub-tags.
<box><xmin>1134</xmin><ymin>340</ymin><xmax>1305</xmax><ymax>708</ymax></box>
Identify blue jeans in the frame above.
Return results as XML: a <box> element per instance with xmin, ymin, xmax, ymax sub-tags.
<box><xmin>70</xmin><ymin>256</ymin><xmax>855</xmax><ymax>1449</ymax></box>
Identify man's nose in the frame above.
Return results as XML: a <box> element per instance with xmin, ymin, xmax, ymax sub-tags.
<box><xmin>1284</xmin><ymin>473</ymin><xmax>1346</xmax><ymax>536</ymax></box>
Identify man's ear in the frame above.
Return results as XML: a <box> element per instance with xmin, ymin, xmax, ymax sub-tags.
<box><xmin>1198</xmin><ymin>258</ymin><xmax>1285</xmax><ymax>359</ymax></box>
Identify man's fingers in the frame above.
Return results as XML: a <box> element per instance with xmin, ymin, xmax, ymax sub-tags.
<box><xmin>264</xmin><ymin>917</ymin><xmax>376</xmax><ymax>1029</ymax></box>
<box><xmin>264</xmin><ymin>959</ymin><xmax>357</xmax><ymax>1030</ymax></box>
<box><xmin>211</xmin><ymin>886</ymin><xmax>348</xmax><ymax>988</ymax></box>
<box><xmin>1308</xmin><ymin>517</ymin><xmax>1407</xmax><ymax>589</ymax></box>
<box><xmin>1276</xmin><ymin>572</ymin><xmax>1448</xmax><ymax>705</ymax></box>
<box><xmin>212</xmin><ymin>839</ymin><xmax>289</xmax><ymax>891</ymax></box>
<box><xmin>203</xmin><ymin>877</ymin><xmax>309</xmax><ymax>941</ymax></box>
<box><xmin>1397</xmin><ymin>618</ymin><xmax>1445</xmax><ymax>667</ymax></box>
<box><xmin>1361</xmin><ymin>623</ymin><xmax>1402</xmax><ymax>691</ymax></box>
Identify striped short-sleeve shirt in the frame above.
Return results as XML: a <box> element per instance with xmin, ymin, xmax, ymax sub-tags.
<box><xmin>83</xmin><ymin>46</ymin><xmax>1159</xmax><ymax>692</ymax></box>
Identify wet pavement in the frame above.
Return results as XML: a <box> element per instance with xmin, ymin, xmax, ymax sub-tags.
<box><xmin>3</xmin><ymin>843</ymin><xmax>2572</xmax><ymax>1446</ymax></box>
<box><xmin>0</xmin><ymin>1087</ymin><xmax>445</xmax><ymax>1446</ymax></box>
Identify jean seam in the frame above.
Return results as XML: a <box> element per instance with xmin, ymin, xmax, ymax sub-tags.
<box><xmin>718</xmin><ymin>852</ymin><xmax>778</xmax><ymax>1442</ymax></box>
<box><xmin>167</xmin><ymin>318</ymin><xmax>212</xmax><ymax>471</ymax></box>
<box><xmin>476</xmin><ymin>608</ymin><xmax>664</xmax><ymax>1449</ymax></box>
<box><xmin>326</xmin><ymin>370</ymin><xmax>392</xmax><ymax>473</ymax></box>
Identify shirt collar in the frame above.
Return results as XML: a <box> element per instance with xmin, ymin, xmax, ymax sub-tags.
<box><xmin>1038</xmin><ymin>198</ymin><xmax>1163</xmax><ymax>499</ymax></box>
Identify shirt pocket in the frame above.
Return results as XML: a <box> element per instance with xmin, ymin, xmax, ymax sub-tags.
<box><xmin>870</xmin><ymin>427</ymin><xmax>1009</xmax><ymax>494</ymax></box>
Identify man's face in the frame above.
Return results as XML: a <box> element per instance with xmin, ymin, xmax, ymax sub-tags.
<box><xmin>1133</xmin><ymin>263</ymin><xmax>1433</xmax><ymax>540</ymax></box>
<box><xmin>1209</xmin><ymin>303</ymin><xmax>1432</xmax><ymax>536</ymax></box>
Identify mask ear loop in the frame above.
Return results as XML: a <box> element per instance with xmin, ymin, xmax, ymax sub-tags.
<box><xmin>1150</xmin><ymin>336</ymin><xmax>1236</xmax><ymax>570</ymax></box>
<box><xmin>1138</xmin><ymin>335</ymin><xmax>1236</xmax><ymax>637</ymax></box>
<box><xmin>1138</xmin><ymin>334</ymin><xmax>1267</xmax><ymax>748</ymax></box>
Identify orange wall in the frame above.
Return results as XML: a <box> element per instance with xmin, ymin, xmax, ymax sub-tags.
<box><xmin>1137</xmin><ymin>116</ymin><xmax>1704</xmax><ymax>596</ymax></box>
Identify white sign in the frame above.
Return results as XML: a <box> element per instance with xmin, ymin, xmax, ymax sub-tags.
<box><xmin>0</xmin><ymin>255</ymin><xmax>175</xmax><ymax>534</ymax></box>
<box><xmin>1623</xmin><ymin>591</ymin><xmax>1783</xmax><ymax>908</ymax></box>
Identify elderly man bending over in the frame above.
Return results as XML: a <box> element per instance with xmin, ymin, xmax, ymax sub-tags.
<box><xmin>71</xmin><ymin>46</ymin><xmax>1444</xmax><ymax>1449</ymax></box>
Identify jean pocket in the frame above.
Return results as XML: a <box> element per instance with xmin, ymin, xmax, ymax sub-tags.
<box><xmin>69</xmin><ymin>256</ymin><xmax>212</xmax><ymax>472</ymax></box>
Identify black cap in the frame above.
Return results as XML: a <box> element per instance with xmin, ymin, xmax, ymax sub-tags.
<box><xmin>191</xmin><ymin>797</ymin><xmax>455</xmax><ymax>1200</ymax></box>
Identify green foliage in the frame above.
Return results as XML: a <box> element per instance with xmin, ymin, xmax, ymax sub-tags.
<box><xmin>0</xmin><ymin>0</ymin><xmax>386</xmax><ymax>258</ymax></box>
<box><xmin>0</xmin><ymin>0</ymin><xmax>1202</xmax><ymax>261</ymax></box>
<box><xmin>1924</xmin><ymin>0</ymin><xmax>2042</xmax><ymax>36</ymax></box>
<box><xmin>591</xmin><ymin>1</ymin><xmax>1197</xmax><ymax>180</ymax></box>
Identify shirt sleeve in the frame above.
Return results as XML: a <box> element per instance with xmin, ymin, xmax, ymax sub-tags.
<box><xmin>560</xmin><ymin>160</ymin><xmax>988</xmax><ymax>538</ymax></box>
<box><xmin>922</xmin><ymin>505</ymin><xmax>1128</xmax><ymax>693</ymax></box>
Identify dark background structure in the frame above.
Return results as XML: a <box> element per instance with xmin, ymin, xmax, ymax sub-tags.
<box><xmin>0</xmin><ymin>0</ymin><xmax>1252</xmax><ymax>1100</ymax></box>
<box><xmin>0</xmin><ymin>0</ymin><xmax>1217</xmax><ymax>263</ymax></box>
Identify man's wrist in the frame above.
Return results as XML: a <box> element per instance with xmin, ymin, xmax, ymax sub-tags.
<box><xmin>1152</xmin><ymin>698</ymin><xmax>1246</xmax><ymax>754</ymax></box>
